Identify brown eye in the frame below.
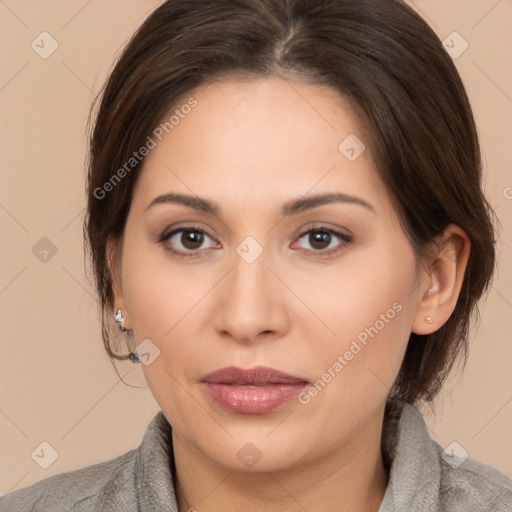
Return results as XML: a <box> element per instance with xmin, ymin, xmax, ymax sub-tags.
<box><xmin>159</xmin><ymin>226</ymin><xmax>218</xmax><ymax>256</ymax></box>
<box><xmin>294</xmin><ymin>227</ymin><xmax>353</xmax><ymax>255</ymax></box>
<box><xmin>180</xmin><ymin>229</ymin><xmax>204</xmax><ymax>250</ymax></box>
<box><xmin>309</xmin><ymin>231</ymin><xmax>332</xmax><ymax>250</ymax></box>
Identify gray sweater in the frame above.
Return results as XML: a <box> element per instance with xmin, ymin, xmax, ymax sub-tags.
<box><xmin>1</xmin><ymin>403</ymin><xmax>511</xmax><ymax>511</ymax></box>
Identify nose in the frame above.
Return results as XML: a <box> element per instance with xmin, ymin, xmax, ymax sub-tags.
<box><xmin>212</xmin><ymin>245</ymin><xmax>290</xmax><ymax>345</ymax></box>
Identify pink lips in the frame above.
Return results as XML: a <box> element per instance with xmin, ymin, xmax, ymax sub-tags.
<box><xmin>200</xmin><ymin>366</ymin><xmax>309</xmax><ymax>414</ymax></box>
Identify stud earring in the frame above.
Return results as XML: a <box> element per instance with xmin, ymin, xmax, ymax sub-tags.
<box><xmin>425</xmin><ymin>316</ymin><xmax>433</xmax><ymax>324</ymax></box>
<box><xmin>427</xmin><ymin>289</ymin><xmax>434</xmax><ymax>295</ymax></box>
<box><xmin>114</xmin><ymin>308</ymin><xmax>127</xmax><ymax>332</ymax></box>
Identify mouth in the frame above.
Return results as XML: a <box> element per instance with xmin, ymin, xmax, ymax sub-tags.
<box><xmin>200</xmin><ymin>366</ymin><xmax>309</xmax><ymax>414</ymax></box>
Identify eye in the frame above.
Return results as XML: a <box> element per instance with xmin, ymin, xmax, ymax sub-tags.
<box><xmin>159</xmin><ymin>226</ymin><xmax>218</xmax><ymax>257</ymax></box>
<box><xmin>293</xmin><ymin>227</ymin><xmax>352</xmax><ymax>255</ymax></box>
<box><xmin>158</xmin><ymin>225</ymin><xmax>352</xmax><ymax>258</ymax></box>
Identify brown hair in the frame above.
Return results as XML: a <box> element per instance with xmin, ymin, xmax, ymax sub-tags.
<box><xmin>84</xmin><ymin>0</ymin><xmax>497</xmax><ymax>405</ymax></box>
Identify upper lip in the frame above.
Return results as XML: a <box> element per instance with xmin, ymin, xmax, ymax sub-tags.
<box><xmin>201</xmin><ymin>366</ymin><xmax>309</xmax><ymax>385</ymax></box>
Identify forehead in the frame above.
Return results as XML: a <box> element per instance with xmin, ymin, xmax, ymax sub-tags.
<box><xmin>133</xmin><ymin>78</ymin><xmax>385</xmax><ymax>213</ymax></box>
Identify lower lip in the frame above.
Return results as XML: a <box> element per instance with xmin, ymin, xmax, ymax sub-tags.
<box><xmin>201</xmin><ymin>382</ymin><xmax>307</xmax><ymax>414</ymax></box>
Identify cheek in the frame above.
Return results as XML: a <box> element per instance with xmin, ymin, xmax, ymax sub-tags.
<box><xmin>120</xmin><ymin>241</ymin><xmax>215</xmax><ymax>393</ymax></box>
<box><xmin>121</xmin><ymin>240</ymin><xmax>211</xmax><ymax>339</ymax></box>
<box><xmin>304</xmin><ymin>238</ymin><xmax>417</xmax><ymax>392</ymax></box>
<box><xmin>121</xmin><ymin>245</ymin><xmax>211</xmax><ymax>425</ymax></box>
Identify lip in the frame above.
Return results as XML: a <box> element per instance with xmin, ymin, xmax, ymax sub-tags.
<box><xmin>200</xmin><ymin>366</ymin><xmax>309</xmax><ymax>414</ymax></box>
<box><xmin>201</xmin><ymin>366</ymin><xmax>308</xmax><ymax>385</ymax></box>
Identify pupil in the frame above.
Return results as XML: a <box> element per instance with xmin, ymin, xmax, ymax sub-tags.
<box><xmin>310</xmin><ymin>231</ymin><xmax>330</xmax><ymax>249</ymax></box>
<box><xmin>182</xmin><ymin>230</ymin><xmax>203</xmax><ymax>249</ymax></box>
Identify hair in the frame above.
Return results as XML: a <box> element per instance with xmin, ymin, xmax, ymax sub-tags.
<box><xmin>84</xmin><ymin>0</ymin><xmax>497</xmax><ymax>406</ymax></box>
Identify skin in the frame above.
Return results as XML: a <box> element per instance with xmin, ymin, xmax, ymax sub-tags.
<box><xmin>108</xmin><ymin>78</ymin><xmax>470</xmax><ymax>512</ymax></box>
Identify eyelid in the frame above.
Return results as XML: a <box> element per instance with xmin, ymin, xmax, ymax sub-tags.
<box><xmin>157</xmin><ymin>223</ymin><xmax>213</xmax><ymax>243</ymax></box>
<box><xmin>292</xmin><ymin>221</ymin><xmax>353</xmax><ymax>239</ymax></box>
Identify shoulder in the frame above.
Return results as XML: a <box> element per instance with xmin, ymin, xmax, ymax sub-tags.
<box><xmin>0</xmin><ymin>448</ymin><xmax>137</xmax><ymax>512</ymax></box>
<box><xmin>383</xmin><ymin>402</ymin><xmax>512</xmax><ymax>512</ymax></box>
<box><xmin>432</xmin><ymin>440</ymin><xmax>512</xmax><ymax>512</ymax></box>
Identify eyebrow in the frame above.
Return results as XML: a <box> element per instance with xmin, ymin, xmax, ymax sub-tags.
<box><xmin>145</xmin><ymin>192</ymin><xmax>376</xmax><ymax>216</ymax></box>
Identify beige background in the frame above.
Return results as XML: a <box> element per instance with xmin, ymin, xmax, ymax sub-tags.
<box><xmin>0</xmin><ymin>0</ymin><xmax>511</xmax><ymax>494</ymax></box>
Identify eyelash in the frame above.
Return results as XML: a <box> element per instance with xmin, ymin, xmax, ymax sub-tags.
<box><xmin>157</xmin><ymin>225</ymin><xmax>353</xmax><ymax>259</ymax></box>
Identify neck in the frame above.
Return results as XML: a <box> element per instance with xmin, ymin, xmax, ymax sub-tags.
<box><xmin>172</xmin><ymin>406</ymin><xmax>389</xmax><ymax>512</ymax></box>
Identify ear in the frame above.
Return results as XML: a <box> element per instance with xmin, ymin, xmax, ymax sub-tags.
<box><xmin>106</xmin><ymin>236</ymin><xmax>131</xmax><ymax>330</ymax></box>
<box><xmin>411</xmin><ymin>224</ymin><xmax>471</xmax><ymax>335</ymax></box>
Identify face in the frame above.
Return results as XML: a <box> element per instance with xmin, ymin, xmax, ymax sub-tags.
<box><xmin>112</xmin><ymin>78</ymin><xmax>427</xmax><ymax>473</ymax></box>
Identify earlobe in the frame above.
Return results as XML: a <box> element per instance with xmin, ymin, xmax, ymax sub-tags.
<box><xmin>411</xmin><ymin>224</ymin><xmax>471</xmax><ymax>335</ymax></box>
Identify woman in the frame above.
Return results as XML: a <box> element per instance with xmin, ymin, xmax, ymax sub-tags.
<box><xmin>2</xmin><ymin>0</ymin><xmax>511</xmax><ymax>510</ymax></box>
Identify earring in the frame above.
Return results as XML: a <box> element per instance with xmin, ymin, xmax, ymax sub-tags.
<box><xmin>425</xmin><ymin>316</ymin><xmax>433</xmax><ymax>324</ymax></box>
<box><xmin>114</xmin><ymin>308</ymin><xmax>127</xmax><ymax>332</ymax></box>
<box><xmin>114</xmin><ymin>308</ymin><xmax>140</xmax><ymax>363</ymax></box>
<box><xmin>427</xmin><ymin>289</ymin><xmax>434</xmax><ymax>295</ymax></box>
<box><xmin>128</xmin><ymin>351</ymin><xmax>140</xmax><ymax>364</ymax></box>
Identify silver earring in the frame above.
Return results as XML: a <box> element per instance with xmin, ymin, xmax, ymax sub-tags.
<box><xmin>425</xmin><ymin>316</ymin><xmax>433</xmax><ymax>324</ymax></box>
<box><xmin>114</xmin><ymin>309</ymin><xmax>140</xmax><ymax>363</ymax></box>
<box><xmin>427</xmin><ymin>288</ymin><xmax>434</xmax><ymax>295</ymax></box>
<box><xmin>114</xmin><ymin>308</ymin><xmax>127</xmax><ymax>332</ymax></box>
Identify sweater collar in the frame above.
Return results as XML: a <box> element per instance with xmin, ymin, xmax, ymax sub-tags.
<box><xmin>378</xmin><ymin>402</ymin><xmax>441</xmax><ymax>511</ymax></box>
<box><xmin>133</xmin><ymin>401</ymin><xmax>441</xmax><ymax>512</ymax></box>
<box><xmin>134</xmin><ymin>410</ymin><xmax>178</xmax><ymax>511</ymax></box>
